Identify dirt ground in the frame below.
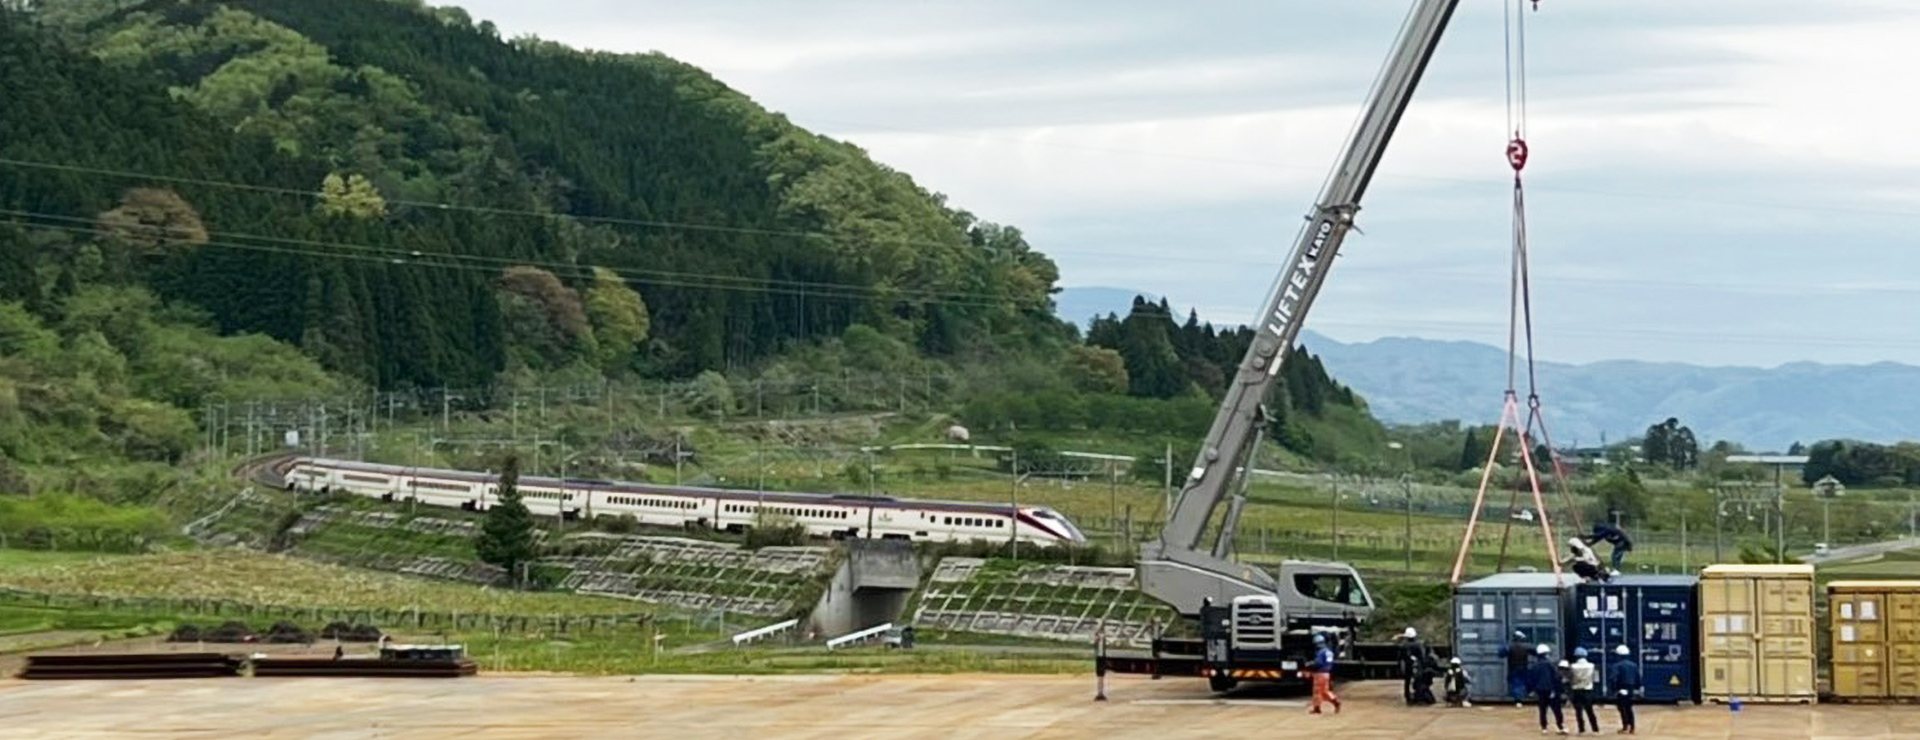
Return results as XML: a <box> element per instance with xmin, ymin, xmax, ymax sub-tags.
<box><xmin>1</xmin><ymin>673</ymin><xmax>1915</xmax><ymax>739</ymax></box>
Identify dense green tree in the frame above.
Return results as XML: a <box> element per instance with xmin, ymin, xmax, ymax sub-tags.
<box><xmin>475</xmin><ymin>453</ymin><xmax>535</xmax><ymax>583</ymax></box>
<box><xmin>1590</xmin><ymin>467</ymin><xmax>1649</xmax><ymax>524</ymax></box>
<box><xmin>317</xmin><ymin>173</ymin><xmax>386</xmax><ymax>219</ymax></box>
<box><xmin>1066</xmin><ymin>345</ymin><xmax>1128</xmax><ymax>395</ymax></box>
<box><xmin>582</xmin><ymin>267</ymin><xmax>650</xmax><ymax>375</ymax></box>
<box><xmin>1642</xmin><ymin>417</ymin><xmax>1699</xmax><ymax>469</ymax></box>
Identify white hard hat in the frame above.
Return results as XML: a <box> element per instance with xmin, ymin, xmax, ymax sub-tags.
<box><xmin>1536</xmin><ymin>643</ymin><xmax>1552</xmax><ymax>655</ymax></box>
<box><xmin>1450</xmin><ymin>656</ymin><xmax>1461</xmax><ymax>665</ymax></box>
<box><xmin>1404</xmin><ymin>627</ymin><xmax>1418</xmax><ymax>639</ymax></box>
<box><xmin>1615</xmin><ymin>645</ymin><xmax>1630</xmax><ymax>656</ymax></box>
<box><xmin>1558</xmin><ymin>660</ymin><xmax>1570</xmax><ymax>669</ymax></box>
<box><xmin>1569</xmin><ymin>537</ymin><xmax>1584</xmax><ymax>548</ymax></box>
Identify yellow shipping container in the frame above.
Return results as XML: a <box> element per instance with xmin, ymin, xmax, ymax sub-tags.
<box><xmin>1827</xmin><ymin>580</ymin><xmax>1920</xmax><ymax>701</ymax></box>
<box><xmin>1699</xmin><ymin>564</ymin><xmax>1816</xmax><ymax>703</ymax></box>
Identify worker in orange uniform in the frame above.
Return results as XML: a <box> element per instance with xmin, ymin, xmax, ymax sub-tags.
<box><xmin>1309</xmin><ymin>632</ymin><xmax>1341</xmax><ymax>714</ymax></box>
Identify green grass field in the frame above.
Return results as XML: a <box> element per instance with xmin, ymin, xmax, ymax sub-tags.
<box><xmin>0</xmin><ymin>550</ymin><xmax>642</xmax><ymax>616</ymax></box>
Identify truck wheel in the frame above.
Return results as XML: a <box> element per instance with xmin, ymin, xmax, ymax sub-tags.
<box><xmin>1209</xmin><ymin>673</ymin><xmax>1237</xmax><ymax>692</ymax></box>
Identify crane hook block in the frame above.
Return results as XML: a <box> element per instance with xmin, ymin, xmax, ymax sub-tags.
<box><xmin>1506</xmin><ymin>138</ymin><xmax>1529</xmax><ymax>172</ymax></box>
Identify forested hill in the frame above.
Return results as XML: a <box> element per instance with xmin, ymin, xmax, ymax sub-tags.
<box><xmin>3</xmin><ymin>0</ymin><xmax>1064</xmax><ymax>388</ymax></box>
<box><xmin>0</xmin><ymin>1</ymin><xmax>1391</xmax><ymax>491</ymax></box>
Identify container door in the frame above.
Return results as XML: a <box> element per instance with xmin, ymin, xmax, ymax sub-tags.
<box><xmin>1831</xmin><ymin>591</ymin><xmax>1886</xmax><ymax>698</ymax></box>
<box><xmin>1578</xmin><ymin>585</ymin><xmax>1625</xmax><ymax>693</ymax></box>
<box><xmin>1637</xmin><ymin>586</ymin><xmax>1694</xmax><ymax>702</ymax></box>
<box><xmin>1510</xmin><ymin>589</ymin><xmax>1564</xmax><ymax>655</ymax></box>
<box><xmin>1758</xmin><ymin>576</ymin><xmax>1816</xmax><ymax>697</ymax></box>
<box><xmin>1455</xmin><ymin>592</ymin><xmax>1508</xmax><ymax>701</ymax></box>
<box><xmin>1889</xmin><ymin>593</ymin><xmax>1920</xmax><ymax>698</ymax></box>
<box><xmin>1701</xmin><ymin>576</ymin><xmax>1756</xmax><ymax>698</ymax></box>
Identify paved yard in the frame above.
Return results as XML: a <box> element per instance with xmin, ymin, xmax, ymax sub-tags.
<box><xmin>1</xmin><ymin>673</ymin><xmax>1915</xmax><ymax>738</ymax></box>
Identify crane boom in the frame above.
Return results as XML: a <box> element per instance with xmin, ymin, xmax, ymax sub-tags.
<box><xmin>1139</xmin><ymin>0</ymin><xmax>1462</xmax><ymax>617</ymax></box>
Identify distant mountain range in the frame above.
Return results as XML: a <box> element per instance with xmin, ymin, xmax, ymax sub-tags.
<box><xmin>1054</xmin><ymin>287</ymin><xmax>1920</xmax><ymax>450</ymax></box>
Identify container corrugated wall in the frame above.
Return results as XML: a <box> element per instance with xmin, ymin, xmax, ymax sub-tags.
<box><xmin>1574</xmin><ymin>575</ymin><xmax>1700</xmax><ymax>704</ymax></box>
<box><xmin>1826</xmin><ymin>580</ymin><xmax>1920</xmax><ymax>701</ymax></box>
<box><xmin>1699</xmin><ymin>564</ymin><xmax>1816</xmax><ymax>703</ymax></box>
<box><xmin>1453</xmin><ymin>573</ymin><xmax>1576</xmax><ymax>703</ymax></box>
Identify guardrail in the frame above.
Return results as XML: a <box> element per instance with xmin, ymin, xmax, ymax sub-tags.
<box><xmin>730</xmin><ymin>618</ymin><xmax>800</xmax><ymax>646</ymax></box>
<box><xmin>825</xmin><ymin>622</ymin><xmax>892</xmax><ymax>650</ymax></box>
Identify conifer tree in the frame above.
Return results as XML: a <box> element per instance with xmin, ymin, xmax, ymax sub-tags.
<box><xmin>475</xmin><ymin>453</ymin><xmax>536</xmax><ymax>585</ymax></box>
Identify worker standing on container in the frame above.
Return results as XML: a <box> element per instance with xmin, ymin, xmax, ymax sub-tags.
<box><xmin>1529</xmin><ymin>643</ymin><xmax>1567</xmax><ymax>735</ymax></box>
<box><xmin>1588</xmin><ymin>522</ymin><xmax>1634</xmax><ymax>574</ymax></box>
<box><xmin>1608</xmin><ymin>645</ymin><xmax>1640</xmax><ymax>734</ymax></box>
<box><xmin>1309</xmin><ymin>633</ymin><xmax>1341</xmax><ymax>715</ymax></box>
<box><xmin>1568</xmin><ymin>648</ymin><xmax>1600</xmax><ymax>734</ymax></box>
<box><xmin>1501</xmin><ymin>630</ymin><xmax>1533</xmax><ymax>706</ymax></box>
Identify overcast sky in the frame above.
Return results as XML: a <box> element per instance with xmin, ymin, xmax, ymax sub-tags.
<box><xmin>455</xmin><ymin>0</ymin><xmax>1920</xmax><ymax>367</ymax></box>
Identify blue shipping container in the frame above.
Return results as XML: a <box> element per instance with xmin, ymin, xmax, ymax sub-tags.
<box><xmin>1453</xmin><ymin>573</ymin><xmax>1576</xmax><ymax>703</ymax></box>
<box><xmin>1573</xmin><ymin>575</ymin><xmax>1700</xmax><ymax>704</ymax></box>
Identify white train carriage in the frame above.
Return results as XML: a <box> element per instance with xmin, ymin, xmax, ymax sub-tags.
<box><xmin>282</xmin><ymin>456</ymin><xmax>1086</xmax><ymax>547</ymax></box>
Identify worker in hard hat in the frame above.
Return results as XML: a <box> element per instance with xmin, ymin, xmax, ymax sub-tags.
<box><xmin>1608</xmin><ymin>644</ymin><xmax>1640</xmax><ymax>734</ymax></box>
<box><xmin>1500</xmin><ymin>630</ymin><xmax>1533</xmax><ymax>706</ymax></box>
<box><xmin>1565</xmin><ymin>537</ymin><xmax>1608</xmax><ymax>583</ymax></box>
<box><xmin>1442</xmin><ymin>656</ymin><xmax>1473</xmax><ymax>707</ymax></box>
<box><xmin>1399</xmin><ymin>627</ymin><xmax>1437</xmax><ymax>705</ymax></box>
<box><xmin>1569</xmin><ymin>648</ymin><xmax>1600</xmax><ymax>734</ymax></box>
<box><xmin>1528</xmin><ymin>643</ymin><xmax>1567</xmax><ymax>735</ymax></box>
<box><xmin>1308</xmin><ymin>632</ymin><xmax>1342</xmax><ymax>715</ymax></box>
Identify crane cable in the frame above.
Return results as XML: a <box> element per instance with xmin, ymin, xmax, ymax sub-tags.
<box><xmin>1453</xmin><ymin>0</ymin><xmax>1569</xmax><ymax>584</ymax></box>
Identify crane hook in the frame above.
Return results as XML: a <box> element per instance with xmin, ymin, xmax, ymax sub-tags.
<box><xmin>1506</xmin><ymin>138</ymin><xmax>1529</xmax><ymax>172</ymax></box>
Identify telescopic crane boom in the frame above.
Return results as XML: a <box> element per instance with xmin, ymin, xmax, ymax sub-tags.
<box><xmin>1139</xmin><ymin>0</ymin><xmax>1462</xmax><ymax>620</ymax></box>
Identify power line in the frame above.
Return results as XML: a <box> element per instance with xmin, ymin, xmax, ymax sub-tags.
<box><xmin>0</xmin><ymin>207</ymin><xmax>1043</xmax><ymax>307</ymax></box>
<box><xmin>4</xmin><ymin>219</ymin><xmax>1027</xmax><ymax>310</ymax></box>
<box><xmin>9</xmin><ymin>209</ymin><xmax>1917</xmax><ymax>352</ymax></box>
<box><xmin>0</xmin><ymin>156</ymin><xmax>999</xmax><ymax>256</ymax></box>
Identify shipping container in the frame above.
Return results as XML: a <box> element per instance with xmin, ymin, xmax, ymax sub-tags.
<box><xmin>1826</xmin><ymin>580</ymin><xmax>1920</xmax><ymax>701</ymax></box>
<box><xmin>1573</xmin><ymin>575</ymin><xmax>1700</xmax><ymax>703</ymax></box>
<box><xmin>1698</xmin><ymin>564</ymin><xmax>1816</xmax><ymax>703</ymax></box>
<box><xmin>1452</xmin><ymin>572</ymin><xmax>1576</xmax><ymax>702</ymax></box>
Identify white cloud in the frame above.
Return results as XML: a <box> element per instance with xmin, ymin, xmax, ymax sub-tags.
<box><xmin>450</xmin><ymin>0</ymin><xmax>1920</xmax><ymax>366</ymax></box>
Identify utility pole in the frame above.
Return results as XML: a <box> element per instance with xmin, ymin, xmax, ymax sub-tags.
<box><xmin>440</xmin><ymin>387</ymin><xmax>449</xmax><ymax>431</ymax></box>
<box><xmin>674</xmin><ymin>437</ymin><xmax>683</xmax><ymax>485</ymax></box>
<box><xmin>1010</xmin><ymin>449</ymin><xmax>1019</xmax><ymax>562</ymax></box>
<box><xmin>1680</xmin><ymin>508</ymin><xmax>1689</xmax><ymax>573</ymax></box>
<box><xmin>1404</xmin><ymin>475</ymin><xmax>1414</xmax><ymax>572</ymax></box>
<box><xmin>1163</xmin><ymin>443</ymin><xmax>1173</xmax><ymax>515</ymax></box>
<box><xmin>1108</xmin><ymin>460</ymin><xmax>1119</xmax><ymax>536</ymax></box>
<box><xmin>1775</xmin><ymin>463</ymin><xmax>1786</xmax><ymax>563</ymax></box>
<box><xmin>1331</xmin><ymin>478</ymin><xmax>1341</xmax><ymax>561</ymax></box>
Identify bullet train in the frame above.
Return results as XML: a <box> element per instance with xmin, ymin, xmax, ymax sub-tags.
<box><xmin>278</xmin><ymin>456</ymin><xmax>1089</xmax><ymax>547</ymax></box>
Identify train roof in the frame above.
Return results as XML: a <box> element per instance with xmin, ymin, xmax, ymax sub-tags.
<box><xmin>296</xmin><ymin>457</ymin><xmax>1050</xmax><ymax>516</ymax></box>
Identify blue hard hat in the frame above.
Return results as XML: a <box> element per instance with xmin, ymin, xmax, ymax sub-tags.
<box><xmin>1575</xmin><ymin>647</ymin><xmax>1588</xmax><ymax>658</ymax></box>
<box><xmin>1313</xmin><ymin>633</ymin><xmax>1326</xmax><ymax>645</ymax></box>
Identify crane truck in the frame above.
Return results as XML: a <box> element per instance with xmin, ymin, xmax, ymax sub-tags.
<box><xmin>1098</xmin><ymin>0</ymin><xmax>1463</xmax><ymax>692</ymax></box>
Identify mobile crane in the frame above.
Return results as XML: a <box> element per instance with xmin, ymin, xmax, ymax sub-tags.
<box><xmin>1100</xmin><ymin>0</ymin><xmax>1464</xmax><ymax>692</ymax></box>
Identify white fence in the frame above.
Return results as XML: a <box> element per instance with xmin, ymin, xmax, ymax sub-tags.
<box><xmin>825</xmin><ymin>622</ymin><xmax>893</xmax><ymax>650</ymax></box>
<box><xmin>730</xmin><ymin>618</ymin><xmax>800</xmax><ymax>646</ymax></box>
